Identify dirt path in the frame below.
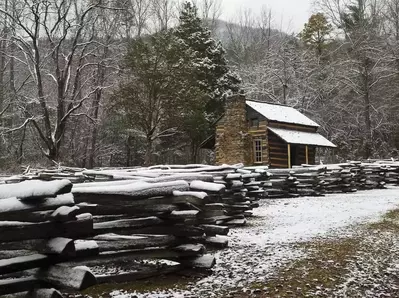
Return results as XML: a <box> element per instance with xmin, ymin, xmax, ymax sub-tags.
<box><xmin>85</xmin><ymin>187</ymin><xmax>399</xmax><ymax>298</ymax></box>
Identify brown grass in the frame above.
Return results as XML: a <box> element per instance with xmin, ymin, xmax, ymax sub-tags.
<box><xmin>229</xmin><ymin>237</ymin><xmax>360</xmax><ymax>298</ymax></box>
<box><xmin>231</xmin><ymin>207</ymin><xmax>399</xmax><ymax>298</ymax></box>
<box><xmin>81</xmin><ymin>271</ymin><xmax>202</xmax><ymax>297</ymax></box>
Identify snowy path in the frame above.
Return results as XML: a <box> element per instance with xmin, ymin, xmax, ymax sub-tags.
<box><xmin>236</xmin><ymin>186</ymin><xmax>399</xmax><ymax>245</ymax></box>
<box><xmin>110</xmin><ymin>187</ymin><xmax>399</xmax><ymax>298</ymax></box>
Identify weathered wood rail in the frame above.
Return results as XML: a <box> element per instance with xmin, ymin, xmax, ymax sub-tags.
<box><xmin>1</xmin><ymin>160</ymin><xmax>398</xmax><ymax>296</ymax></box>
<box><xmin>258</xmin><ymin>160</ymin><xmax>399</xmax><ymax>198</ymax></box>
<box><xmin>0</xmin><ymin>164</ymin><xmax>263</xmax><ymax>296</ymax></box>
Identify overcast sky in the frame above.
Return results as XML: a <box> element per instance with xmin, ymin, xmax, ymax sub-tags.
<box><xmin>220</xmin><ymin>0</ymin><xmax>314</xmax><ymax>33</ymax></box>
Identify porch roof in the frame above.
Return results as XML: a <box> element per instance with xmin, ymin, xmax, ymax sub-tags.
<box><xmin>268</xmin><ymin>127</ymin><xmax>336</xmax><ymax>148</ymax></box>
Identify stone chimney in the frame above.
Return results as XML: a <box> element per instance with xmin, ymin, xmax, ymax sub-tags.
<box><xmin>215</xmin><ymin>94</ymin><xmax>251</xmax><ymax>165</ymax></box>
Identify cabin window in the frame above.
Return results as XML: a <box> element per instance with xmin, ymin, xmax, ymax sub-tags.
<box><xmin>254</xmin><ymin>139</ymin><xmax>262</xmax><ymax>163</ymax></box>
<box><xmin>250</xmin><ymin>118</ymin><xmax>259</xmax><ymax>128</ymax></box>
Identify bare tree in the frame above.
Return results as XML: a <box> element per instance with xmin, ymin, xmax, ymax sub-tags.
<box><xmin>0</xmin><ymin>0</ymin><xmax>115</xmax><ymax>162</ymax></box>
<box><xmin>192</xmin><ymin>0</ymin><xmax>221</xmax><ymax>30</ymax></box>
<box><xmin>151</xmin><ymin>0</ymin><xmax>176</xmax><ymax>31</ymax></box>
<box><xmin>225</xmin><ymin>7</ymin><xmax>303</xmax><ymax>104</ymax></box>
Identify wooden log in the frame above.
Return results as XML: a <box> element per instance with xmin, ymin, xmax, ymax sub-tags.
<box><xmin>0</xmin><ymin>277</ymin><xmax>40</xmax><ymax>295</ymax></box>
<box><xmin>74</xmin><ymin>194</ymin><xmax>205</xmax><ymax>208</ymax></box>
<box><xmin>200</xmin><ymin>214</ymin><xmax>244</xmax><ymax>225</ymax></box>
<box><xmin>95</xmin><ymin>262</ymin><xmax>182</xmax><ymax>284</ymax></box>
<box><xmin>181</xmin><ymin>202</ymin><xmax>202</xmax><ymax>212</ymax></box>
<box><xmin>36</xmin><ymin>265</ymin><xmax>97</xmax><ymax>290</ymax></box>
<box><xmin>172</xmin><ymin>190</ymin><xmax>208</xmax><ymax>199</ymax></box>
<box><xmin>0</xmin><ymin>239</ymin><xmax>80</xmax><ymax>275</ymax></box>
<box><xmin>73</xmin><ymin>180</ymin><xmax>189</xmax><ymax>200</ymax></box>
<box><xmin>0</xmin><ymin>216</ymin><xmax>93</xmax><ymax>242</ymax></box>
<box><xmin>74</xmin><ymin>240</ymin><xmax>99</xmax><ymax>258</ymax></box>
<box><xmin>179</xmin><ymin>254</ymin><xmax>216</xmax><ymax>269</ymax></box>
<box><xmin>0</xmin><ymin>179</ymin><xmax>72</xmax><ymax>200</ymax></box>
<box><xmin>186</xmin><ymin>235</ymin><xmax>228</xmax><ymax>248</ymax></box>
<box><xmin>189</xmin><ymin>181</ymin><xmax>225</xmax><ymax>193</ymax></box>
<box><xmin>227</xmin><ymin>180</ymin><xmax>244</xmax><ymax>189</ymax></box>
<box><xmin>39</xmin><ymin>238</ymin><xmax>75</xmax><ymax>257</ymax></box>
<box><xmin>76</xmin><ymin>202</ymin><xmax>97</xmax><ymax>213</ymax></box>
<box><xmin>221</xmin><ymin>218</ymin><xmax>247</xmax><ymax>226</ymax></box>
<box><xmin>93</xmin><ymin>214</ymin><xmax>127</xmax><ymax>223</ymax></box>
<box><xmin>94</xmin><ymin>234</ymin><xmax>177</xmax><ymax>251</ymax></box>
<box><xmin>145</xmin><ymin>174</ymin><xmax>214</xmax><ymax>183</ymax></box>
<box><xmin>49</xmin><ymin>206</ymin><xmax>80</xmax><ymax>222</ymax></box>
<box><xmin>0</xmin><ymin>238</ymin><xmax>75</xmax><ymax>256</ymax></box>
<box><xmin>173</xmin><ymin>244</ymin><xmax>206</xmax><ymax>255</ymax></box>
<box><xmin>93</xmin><ymin>217</ymin><xmax>163</xmax><ymax>234</ymax></box>
<box><xmin>62</xmin><ymin>246</ymin><xmax>205</xmax><ymax>267</ymax></box>
<box><xmin>89</xmin><ymin>204</ymin><xmax>178</xmax><ymax>217</ymax></box>
<box><xmin>0</xmin><ymin>240</ymin><xmax>39</xmax><ymax>251</ymax></box>
<box><xmin>0</xmin><ymin>254</ymin><xmax>50</xmax><ymax>275</ymax></box>
<box><xmin>224</xmin><ymin>173</ymin><xmax>242</xmax><ymax>180</ymax></box>
<box><xmin>169</xmin><ymin>210</ymin><xmax>199</xmax><ymax>221</ymax></box>
<box><xmin>0</xmin><ymin>210</ymin><xmax>54</xmax><ymax>223</ymax></box>
<box><xmin>203</xmin><ymin>203</ymin><xmax>224</xmax><ymax>210</ymax></box>
<box><xmin>0</xmin><ymin>194</ymin><xmax>74</xmax><ymax>216</ymax></box>
<box><xmin>0</xmin><ymin>288</ymin><xmax>63</xmax><ymax>298</ymax></box>
<box><xmin>200</xmin><ymin>224</ymin><xmax>229</xmax><ymax>236</ymax></box>
<box><xmin>235</xmin><ymin>169</ymin><xmax>252</xmax><ymax>174</ymax></box>
<box><xmin>204</xmin><ymin>236</ymin><xmax>228</xmax><ymax>248</ymax></box>
<box><xmin>202</xmin><ymin>210</ymin><xmax>225</xmax><ymax>217</ymax></box>
<box><xmin>0</xmin><ymin>250</ymin><xmax>33</xmax><ymax>259</ymax></box>
<box><xmin>107</xmin><ymin>225</ymin><xmax>205</xmax><ymax>237</ymax></box>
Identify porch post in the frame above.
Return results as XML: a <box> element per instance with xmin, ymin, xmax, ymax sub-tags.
<box><xmin>305</xmin><ymin>145</ymin><xmax>309</xmax><ymax>164</ymax></box>
<box><xmin>287</xmin><ymin>143</ymin><xmax>291</xmax><ymax>168</ymax></box>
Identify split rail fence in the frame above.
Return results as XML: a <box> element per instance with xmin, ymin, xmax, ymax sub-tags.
<box><xmin>0</xmin><ymin>160</ymin><xmax>398</xmax><ymax>296</ymax></box>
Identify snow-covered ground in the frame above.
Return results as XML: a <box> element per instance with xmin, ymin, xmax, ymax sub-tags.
<box><xmin>108</xmin><ymin>187</ymin><xmax>399</xmax><ymax>298</ymax></box>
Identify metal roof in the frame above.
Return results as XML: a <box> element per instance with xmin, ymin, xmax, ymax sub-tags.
<box><xmin>268</xmin><ymin>127</ymin><xmax>336</xmax><ymax>148</ymax></box>
<box><xmin>246</xmin><ymin>100</ymin><xmax>319</xmax><ymax>127</ymax></box>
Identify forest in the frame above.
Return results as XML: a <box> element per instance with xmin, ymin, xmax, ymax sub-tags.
<box><xmin>0</xmin><ymin>0</ymin><xmax>398</xmax><ymax>170</ymax></box>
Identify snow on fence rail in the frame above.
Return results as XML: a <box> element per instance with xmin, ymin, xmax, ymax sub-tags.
<box><xmin>0</xmin><ymin>164</ymin><xmax>265</xmax><ymax>297</ymax></box>
<box><xmin>1</xmin><ymin>161</ymin><xmax>398</xmax><ymax>296</ymax></box>
<box><xmin>257</xmin><ymin>161</ymin><xmax>399</xmax><ymax>198</ymax></box>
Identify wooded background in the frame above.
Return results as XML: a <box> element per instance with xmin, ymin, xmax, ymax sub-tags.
<box><xmin>0</xmin><ymin>0</ymin><xmax>398</xmax><ymax>170</ymax></box>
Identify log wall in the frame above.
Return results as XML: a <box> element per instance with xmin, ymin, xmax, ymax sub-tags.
<box><xmin>248</xmin><ymin>119</ymin><xmax>269</xmax><ymax>166</ymax></box>
<box><xmin>268</xmin><ymin>130</ymin><xmax>288</xmax><ymax>168</ymax></box>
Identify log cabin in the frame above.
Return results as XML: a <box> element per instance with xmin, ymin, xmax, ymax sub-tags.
<box><xmin>200</xmin><ymin>95</ymin><xmax>336</xmax><ymax>168</ymax></box>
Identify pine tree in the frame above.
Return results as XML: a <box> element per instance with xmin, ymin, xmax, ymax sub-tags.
<box><xmin>165</xmin><ymin>2</ymin><xmax>241</xmax><ymax>162</ymax></box>
<box><xmin>299</xmin><ymin>13</ymin><xmax>332</xmax><ymax>56</ymax></box>
<box><xmin>174</xmin><ymin>1</ymin><xmax>241</xmax><ymax>119</ymax></box>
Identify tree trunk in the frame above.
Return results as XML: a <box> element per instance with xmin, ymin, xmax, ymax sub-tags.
<box><xmin>126</xmin><ymin>135</ymin><xmax>132</xmax><ymax>166</ymax></box>
<box><xmin>88</xmin><ymin>122</ymin><xmax>98</xmax><ymax>168</ymax></box>
<box><xmin>88</xmin><ymin>42</ymin><xmax>109</xmax><ymax>168</ymax></box>
<box><xmin>144</xmin><ymin>137</ymin><xmax>153</xmax><ymax>166</ymax></box>
<box><xmin>16</xmin><ymin>124</ymin><xmax>26</xmax><ymax>164</ymax></box>
<box><xmin>362</xmin><ymin>57</ymin><xmax>372</xmax><ymax>159</ymax></box>
<box><xmin>191</xmin><ymin>141</ymin><xmax>198</xmax><ymax>164</ymax></box>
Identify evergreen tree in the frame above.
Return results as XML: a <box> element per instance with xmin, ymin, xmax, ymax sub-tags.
<box><xmin>111</xmin><ymin>3</ymin><xmax>241</xmax><ymax>165</ymax></box>
<box><xmin>299</xmin><ymin>13</ymin><xmax>332</xmax><ymax>56</ymax></box>
<box><xmin>170</xmin><ymin>2</ymin><xmax>241</xmax><ymax>162</ymax></box>
<box><xmin>174</xmin><ymin>1</ymin><xmax>241</xmax><ymax>120</ymax></box>
<box><xmin>112</xmin><ymin>31</ymin><xmax>199</xmax><ymax>165</ymax></box>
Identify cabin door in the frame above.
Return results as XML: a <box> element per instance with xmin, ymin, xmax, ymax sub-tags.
<box><xmin>290</xmin><ymin>145</ymin><xmax>298</xmax><ymax>167</ymax></box>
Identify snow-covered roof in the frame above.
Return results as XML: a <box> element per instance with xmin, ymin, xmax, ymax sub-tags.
<box><xmin>268</xmin><ymin>127</ymin><xmax>336</xmax><ymax>148</ymax></box>
<box><xmin>246</xmin><ymin>100</ymin><xmax>319</xmax><ymax>127</ymax></box>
